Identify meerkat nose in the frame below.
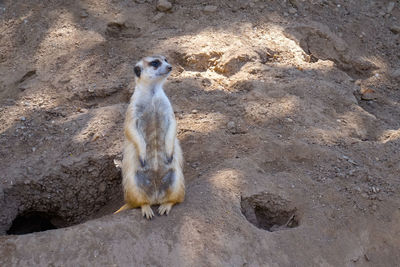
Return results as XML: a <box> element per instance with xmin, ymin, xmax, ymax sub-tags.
<box><xmin>167</xmin><ymin>66</ymin><xmax>172</xmax><ymax>72</ymax></box>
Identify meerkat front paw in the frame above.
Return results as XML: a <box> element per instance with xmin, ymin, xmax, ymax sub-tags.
<box><xmin>158</xmin><ymin>203</ymin><xmax>173</xmax><ymax>216</ymax></box>
<box><xmin>141</xmin><ymin>205</ymin><xmax>154</xmax><ymax>220</ymax></box>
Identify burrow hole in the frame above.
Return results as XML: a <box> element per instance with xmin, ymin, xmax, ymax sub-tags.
<box><xmin>1</xmin><ymin>156</ymin><xmax>123</xmax><ymax>236</ymax></box>
<box><xmin>241</xmin><ymin>192</ymin><xmax>299</xmax><ymax>232</ymax></box>
<box><xmin>6</xmin><ymin>211</ymin><xmax>68</xmax><ymax>235</ymax></box>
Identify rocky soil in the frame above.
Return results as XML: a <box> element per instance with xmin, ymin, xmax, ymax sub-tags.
<box><xmin>0</xmin><ymin>0</ymin><xmax>400</xmax><ymax>266</ymax></box>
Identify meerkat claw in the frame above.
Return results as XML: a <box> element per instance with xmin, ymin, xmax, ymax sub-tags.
<box><xmin>141</xmin><ymin>205</ymin><xmax>154</xmax><ymax>219</ymax></box>
<box><xmin>158</xmin><ymin>203</ymin><xmax>173</xmax><ymax>216</ymax></box>
<box><xmin>139</xmin><ymin>157</ymin><xmax>147</xmax><ymax>168</ymax></box>
<box><xmin>165</xmin><ymin>154</ymin><xmax>173</xmax><ymax>164</ymax></box>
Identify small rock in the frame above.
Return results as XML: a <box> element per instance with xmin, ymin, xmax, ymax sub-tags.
<box><xmin>18</xmin><ymin>84</ymin><xmax>29</xmax><ymax>91</ymax></box>
<box><xmin>59</xmin><ymin>77</ymin><xmax>71</xmax><ymax>83</ymax></box>
<box><xmin>227</xmin><ymin>121</ymin><xmax>236</xmax><ymax>130</ymax></box>
<box><xmin>152</xmin><ymin>12</ymin><xmax>164</xmax><ymax>22</ymax></box>
<box><xmin>156</xmin><ymin>0</ymin><xmax>172</xmax><ymax>12</ymax></box>
<box><xmin>390</xmin><ymin>25</ymin><xmax>400</xmax><ymax>34</ymax></box>
<box><xmin>99</xmin><ymin>182</ymin><xmax>107</xmax><ymax>192</ymax></box>
<box><xmin>191</xmin><ymin>162</ymin><xmax>199</xmax><ymax>169</ymax></box>
<box><xmin>390</xmin><ymin>68</ymin><xmax>400</xmax><ymax>80</ymax></box>
<box><xmin>77</xmin><ymin>107</ymin><xmax>87</xmax><ymax>113</ymax></box>
<box><xmin>360</xmin><ymin>87</ymin><xmax>377</xmax><ymax>101</ymax></box>
<box><xmin>204</xmin><ymin>5</ymin><xmax>218</xmax><ymax>13</ymax></box>
<box><xmin>32</xmin><ymin>147</ymin><xmax>36</xmax><ymax>152</ymax></box>
<box><xmin>288</xmin><ymin>7</ymin><xmax>297</xmax><ymax>14</ymax></box>
<box><xmin>80</xmin><ymin>10</ymin><xmax>89</xmax><ymax>18</ymax></box>
<box><xmin>113</xmin><ymin>159</ymin><xmax>122</xmax><ymax>169</ymax></box>
<box><xmin>286</xmin><ymin>118</ymin><xmax>293</xmax><ymax>122</ymax></box>
<box><xmin>387</xmin><ymin>2</ymin><xmax>395</xmax><ymax>14</ymax></box>
<box><xmin>20</xmin><ymin>116</ymin><xmax>26</xmax><ymax>121</ymax></box>
<box><xmin>191</xmin><ymin>109</ymin><xmax>198</xmax><ymax>114</ymax></box>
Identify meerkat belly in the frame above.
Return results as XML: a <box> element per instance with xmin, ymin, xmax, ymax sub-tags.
<box><xmin>139</xmin><ymin>108</ymin><xmax>168</xmax><ymax>166</ymax></box>
<box><xmin>136</xmin><ymin>99</ymin><xmax>173</xmax><ymax>201</ymax></box>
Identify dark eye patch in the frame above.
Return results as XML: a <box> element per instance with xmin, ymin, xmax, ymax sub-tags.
<box><xmin>150</xmin><ymin>60</ymin><xmax>161</xmax><ymax>68</ymax></box>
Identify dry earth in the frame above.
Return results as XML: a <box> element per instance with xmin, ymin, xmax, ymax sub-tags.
<box><xmin>1</xmin><ymin>0</ymin><xmax>400</xmax><ymax>266</ymax></box>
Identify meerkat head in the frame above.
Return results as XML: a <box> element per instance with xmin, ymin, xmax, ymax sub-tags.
<box><xmin>134</xmin><ymin>55</ymin><xmax>172</xmax><ymax>85</ymax></box>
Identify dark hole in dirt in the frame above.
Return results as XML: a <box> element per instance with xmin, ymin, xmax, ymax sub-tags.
<box><xmin>241</xmin><ymin>192</ymin><xmax>299</xmax><ymax>232</ymax></box>
<box><xmin>0</xmin><ymin>155</ymin><xmax>123</xmax><ymax>236</ymax></box>
<box><xmin>6</xmin><ymin>211</ymin><xmax>67</xmax><ymax>235</ymax></box>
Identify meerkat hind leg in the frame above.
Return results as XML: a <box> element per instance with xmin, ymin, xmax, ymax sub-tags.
<box><xmin>141</xmin><ymin>204</ymin><xmax>154</xmax><ymax>219</ymax></box>
<box><xmin>158</xmin><ymin>202</ymin><xmax>173</xmax><ymax>216</ymax></box>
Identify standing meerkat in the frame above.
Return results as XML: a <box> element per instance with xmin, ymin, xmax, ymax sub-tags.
<box><xmin>115</xmin><ymin>55</ymin><xmax>185</xmax><ymax>219</ymax></box>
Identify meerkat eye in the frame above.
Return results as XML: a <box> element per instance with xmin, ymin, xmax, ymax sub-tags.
<box><xmin>164</xmin><ymin>59</ymin><xmax>168</xmax><ymax>63</ymax></box>
<box><xmin>150</xmin><ymin>60</ymin><xmax>161</xmax><ymax>68</ymax></box>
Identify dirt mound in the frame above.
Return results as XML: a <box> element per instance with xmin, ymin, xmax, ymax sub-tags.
<box><xmin>0</xmin><ymin>0</ymin><xmax>399</xmax><ymax>266</ymax></box>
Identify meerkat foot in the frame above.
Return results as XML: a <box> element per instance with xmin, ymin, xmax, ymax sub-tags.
<box><xmin>158</xmin><ymin>203</ymin><xmax>173</xmax><ymax>216</ymax></box>
<box><xmin>141</xmin><ymin>205</ymin><xmax>154</xmax><ymax>220</ymax></box>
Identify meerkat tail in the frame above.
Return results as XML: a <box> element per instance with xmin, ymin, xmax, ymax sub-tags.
<box><xmin>114</xmin><ymin>204</ymin><xmax>132</xmax><ymax>214</ymax></box>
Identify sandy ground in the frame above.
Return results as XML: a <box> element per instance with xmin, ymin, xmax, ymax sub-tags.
<box><xmin>0</xmin><ymin>0</ymin><xmax>400</xmax><ymax>266</ymax></box>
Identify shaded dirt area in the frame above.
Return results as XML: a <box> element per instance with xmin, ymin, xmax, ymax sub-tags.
<box><xmin>0</xmin><ymin>0</ymin><xmax>400</xmax><ymax>266</ymax></box>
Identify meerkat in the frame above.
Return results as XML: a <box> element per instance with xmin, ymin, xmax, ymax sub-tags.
<box><xmin>114</xmin><ymin>55</ymin><xmax>184</xmax><ymax>219</ymax></box>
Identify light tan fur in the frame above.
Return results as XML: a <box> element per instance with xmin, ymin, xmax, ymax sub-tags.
<box><xmin>115</xmin><ymin>56</ymin><xmax>185</xmax><ymax>219</ymax></box>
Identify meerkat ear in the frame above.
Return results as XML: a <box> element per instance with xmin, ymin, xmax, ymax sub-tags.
<box><xmin>134</xmin><ymin>66</ymin><xmax>141</xmax><ymax>78</ymax></box>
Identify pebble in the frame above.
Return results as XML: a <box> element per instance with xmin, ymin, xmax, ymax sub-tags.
<box><xmin>390</xmin><ymin>68</ymin><xmax>400</xmax><ymax>80</ymax></box>
<box><xmin>191</xmin><ymin>162</ymin><xmax>199</xmax><ymax>169</ymax></box>
<box><xmin>156</xmin><ymin>0</ymin><xmax>172</xmax><ymax>12</ymax></box>
<box><xmin>372</xmin><ymin>186</ymin><xmax>380</xmax><ymax>193</ymax></box>
<box><xmin>99</xmin><ymin>182</ymin><xmax>107</xmax><ymax>192</ymax></box>
<box><xmin>227</xmin><ymin>121</ymin><xmax>236</xmax><ymax>130</ymax></box>
<box><xmin>288</xmin><ymin>7</ymin><xmax>297</xmax><ymax>14</ymax></box>
<box><xmin>80</xmin><ymin>10</ymin><xmax>89</xmax><ymax>18</ymax></box>
<box><xmin>20</xmin><ymin>116</ymin><xmax>26</xmax><ymax>121</ymax></box>
<box><xmin>59</xmin><ymin>77</ymin><xmax>71</xmax><ymax>83</ymax></box>
<box><xmin>191</xmin><ymin>109</ymin><xmax>198</xmax><ymax>114</ymax></box>
<box><xmin>204</xmin><ymin>5</ymin><xmax>218</xmax><ymax>13</ymax></box>
<box><xmin>152</xmin><ymin>12</ymin><xmax>164</xmax><ymax>22</ymax></box>
<box><xmin>390</xmin><ymin>25</ymin><xmax>400</xmax><ymax>34</ymax></box>
<box><xmin>387</xmin><ymin>2</ymin><xmax>395</xmax><ymax>14</ymax></box>
<box><xmin>360</xmin><ymin>87</ymin><xmax>377</xmax><ymax>101</ymax></box>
